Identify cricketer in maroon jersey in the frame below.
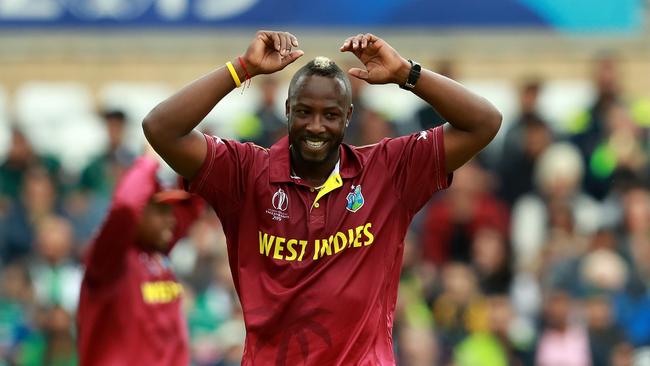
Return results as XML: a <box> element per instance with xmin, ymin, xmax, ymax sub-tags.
<box><xmin>144</xmin><ymin>31</ymin><xmax>502</xmax><ymax>365</ymax></box>
<box><xmin>77</xmin><ymin>154</ymin><xmax>203</xmax><ymax>366</ymax></box>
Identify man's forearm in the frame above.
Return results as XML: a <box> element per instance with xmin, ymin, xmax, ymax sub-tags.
<box><xmin>143</xmin><ymin>59</ymin><xmax>245</xmax><ymax>143</ymax></box>
<box><xmin>142</xmin><ymin>58</ymin><xmax>246</xmax><ymax>178</ymax></box>
<box><xmin>402</xmin><ymin>62</ymin><xmax>502</xmax><ymax>172</ymax></box>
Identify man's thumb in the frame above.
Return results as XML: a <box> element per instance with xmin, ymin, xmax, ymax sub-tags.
<box><xmin>282</xmin><ymin>50</ymin><xmax>304</xmax><ymax>66</ymax></box>
<box><xmin>348</xmin><ymin>68</ymin><xmax>369</xmax><ymax>80</ymax></box>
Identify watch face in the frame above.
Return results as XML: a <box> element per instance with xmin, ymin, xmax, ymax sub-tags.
<box><xmin>58</xmin><ymin>0</ymin><xmax>154</xmax><ymax>20</ymax></box>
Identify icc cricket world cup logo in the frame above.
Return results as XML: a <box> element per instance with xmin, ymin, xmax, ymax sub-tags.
<box><xmin>272</xmin><ymin>188</ymin><xmax>289</xmax><ymax>212</ymax></box>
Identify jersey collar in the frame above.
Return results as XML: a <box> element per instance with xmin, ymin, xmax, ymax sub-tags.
<box><xmin>269</xmin><ymin>136</ymin><xmax>363</xmax><ymax>184</ymax></box>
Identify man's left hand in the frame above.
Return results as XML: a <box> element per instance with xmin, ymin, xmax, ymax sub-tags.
<box><xmin>339</xmin><ymin>33</ymin><xmax>410</xmax><ymax>86</ymax></box>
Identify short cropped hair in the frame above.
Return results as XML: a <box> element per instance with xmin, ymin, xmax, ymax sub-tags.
<box><xmin>288</xmin><ymin>57</ymin><xmax>352</xmax><ymax>104</ymax></box>
<box><xmin>102</xmin><ymin>109</ymin><xmax>127</xmax><ymax>123</ymax></box>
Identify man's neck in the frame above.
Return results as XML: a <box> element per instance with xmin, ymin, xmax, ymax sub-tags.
<box><xmin>290</xmin><ymin>148</ymin><xmax>340</xmax><ymax>187</ymax></box>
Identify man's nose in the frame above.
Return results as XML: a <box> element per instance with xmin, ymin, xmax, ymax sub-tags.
<box><xmin>305</xmin><ymin>115</ymin><xmax>326</xmax><ymax>134</ymax></box>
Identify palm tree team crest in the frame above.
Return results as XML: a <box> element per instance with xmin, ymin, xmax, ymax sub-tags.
<box><xmin>346</xmin><ymin>185</ymin><xmax>364</xmax><ymax>212</ymax></box>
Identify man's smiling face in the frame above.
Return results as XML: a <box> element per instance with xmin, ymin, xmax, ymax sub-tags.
<box><xmin>286</xmin><ymin>74</ymin><xmax>352</xmax><ymax>164</ymax></box>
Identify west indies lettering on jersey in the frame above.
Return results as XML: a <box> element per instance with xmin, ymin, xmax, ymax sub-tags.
<box><xmin>188</xmin><ymin>126</ymin><xmax>450</xmax><ymax>365</ymax></box>
<box><xmin>258</xmin><ymin>222</ymin><xmax>374</xmax><ymax>262</ymax></box>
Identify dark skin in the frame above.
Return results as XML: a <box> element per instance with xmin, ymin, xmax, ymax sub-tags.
<box><xmin>143</xmin><ymin>31</ymin><xmax>501</xmax><ymax>186</ymax></box>
<box><xmin>287</xmin><ymin>75</ymin><xmax>352</xmax><ymax>186</ymax></box>
<box><xmin>135</xmin><ymin>201</ymin><xmax>176</xmax><ymax>252</ymax></box>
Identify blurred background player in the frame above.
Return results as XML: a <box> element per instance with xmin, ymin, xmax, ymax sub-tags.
<box><xmin>76</xmin><ymin>145</ymin><xmax>203</xmax><ymax>366</ymax></box>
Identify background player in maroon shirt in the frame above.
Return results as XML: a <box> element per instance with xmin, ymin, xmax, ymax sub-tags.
<box><xmin>143</xmin><ymin>31</ymin><xmax>502</xmax><ymax>365</ymax></box>
<box><xmin>77</xmin><ymin>145</ymin><xmax>203</xmax><ymax>366</ymax></box>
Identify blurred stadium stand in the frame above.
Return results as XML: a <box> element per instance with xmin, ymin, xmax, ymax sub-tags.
<box><xmin>1</xmin><ymin>1</ymin><xmax>650</xmax><ymax>365</ymax></box>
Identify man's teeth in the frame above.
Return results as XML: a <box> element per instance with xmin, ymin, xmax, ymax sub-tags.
<box><xmin>306</xmin><ymin>140</ymin><xmax>324</xmax><ymax>148</ymax></box>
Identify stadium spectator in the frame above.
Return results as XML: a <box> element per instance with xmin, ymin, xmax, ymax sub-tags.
<box><xmin>430</xmin><ymin>263</ymin><xmax>485</xmax><ymax>363</ymax></box>
<box><xmin>613</xmin><ymin>291</ymin><xmax>650</xmax><ymax>349</ymax></box>
<box><xmin>568</xmin><ymin>54</ymin><xmax>649</xmax><ymax>201</ymax></box>
<box><xmin>13</xmin><ymin>305</ymin><xmax>78</xmax><ymax>366</ymax></box>
<box><xmin>511</xmin><ymin>142</ymin><xmax>601</xmax><ymax>271</ymax></box>
<box><xmin>143</xmin><ymin>30</ymin><xmax>501</xmax><ymax>365</ymax></box>
<box><xmin>586</xmin><ymin>294</ymin><xmax>629</xmax><ymax>366</ymax></box>
<box><xmin>29</xmin><ymin>215</ymin><xmax>82</xmax><ymax>314</ymax></box>
<box><xmin>395</xmin><ymin>233</ymin><xmax>438</xmax><ymax>366</ymax></box>
<box><xmin>471</xmin><ymin>226</ymin><xmax>513</xmax><ymax>295</ymax></box>
<box><xmin>0</xmin><ymin>127</ymin><xmax>63</xmax><ymax>202</ymax></box>
<box><xmin>1</xmin><ymin>166</ymin><xmax>64</xmax><ymax>264</ymax></box>
<box><xmin>77</xmin><ymin>109</ymin><xmax>135</xmax><ymax>199</ymax></box>
<box><xmin>356</xmin><ymin>108</ymin><xmax>396</xmax><ymax>145</ymax></box>
<box><xmin>535</xmin><ymin>289</ymin><xmax>591</xmax><ymax>366</ymax></box>
<box><xmin>497</xmin><ymin>78</ymin><xmax>555</xmax><ymax>206</ymax></box>
<box><xmin>453</xmin><ymin>295</ymin><xmax>525</xmax><ymax>366</ymax></box>
<box><xmin>0</xmin><ymin>263</ymin><xmax>34</xmax><ymax>363</ymax></box>
<box><xmin>235</xmin><ymin>75</ymin><xmax>287</xmax><ymax>147</ymax></box>
<box><xmin>422</xmin><ymin>161</ymin><xmax>509</xmax><ymax>266</ymax></box>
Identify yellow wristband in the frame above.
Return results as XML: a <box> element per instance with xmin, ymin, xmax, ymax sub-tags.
<box><xmin>226</xmin><ymin>61</ymin><xmax>241</xmax><ymax>88</ymax></box>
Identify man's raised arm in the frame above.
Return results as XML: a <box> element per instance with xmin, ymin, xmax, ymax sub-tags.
<box><xmin>340</xmin><ymin>33</ymin><xmax>502</xmax><ymax>174</ymax></box>
<box><xmin>143</xmin><ymin>30</ymin><xmax>304</xmax><ymax>180</ymax></box>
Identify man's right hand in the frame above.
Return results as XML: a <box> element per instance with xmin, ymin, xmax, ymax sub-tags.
<box><xmin>242</xmin><ymin>31</ymin><xmax>304</xmax><ymax>77</ymax></box>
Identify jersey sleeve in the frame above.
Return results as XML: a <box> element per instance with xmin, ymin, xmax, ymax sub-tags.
<box><xmin>84</xmin><ymin>157</ymin><xmax>159</xmax><ymax>284</ymax></box>
<box><xmin>186</xmin><ymin>134</ymin><xmax>256</xmax><ymax>216</ymax></box>
<box><xmin>383</xmin><ymin>126</ymin><xmax>452</xmax><ymax>212</ymax></box>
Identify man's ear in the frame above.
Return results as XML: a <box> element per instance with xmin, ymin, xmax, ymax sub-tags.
<box><xmin>285</xmin><ymin>99</ymin><xmax>290</xmax><ymax>118</ymax></box>
<box><xmin>346</xmin><ymin>103</ymin><xmax>354</xmax><ymax>127</ymax></box>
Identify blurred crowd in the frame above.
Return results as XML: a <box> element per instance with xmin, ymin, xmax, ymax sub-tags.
<box><xmin>1</xmin><ymin>54</ymin><xmax>650</xmax><ymax>366</ymax></box>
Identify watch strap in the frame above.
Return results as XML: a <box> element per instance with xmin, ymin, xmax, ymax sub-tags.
<box><xmin>400</xmin><ymin>59</ymin><xmax>421</xmax><ymax>90</ymax></box>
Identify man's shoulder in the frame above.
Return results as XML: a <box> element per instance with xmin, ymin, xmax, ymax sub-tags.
<box><xmin>347</xmin><ymin>138</ymin><xmax>391</xmax><ymax>154</ymax></box>
<box><xmin>347</xmin><ymin>134</ymin><xmax>413</xmax><ymax>158</ymax></box>
<box><xmin>207</xmin><ymin>135</ymin><xmax>271</xmax><ymax>161</ymax></box>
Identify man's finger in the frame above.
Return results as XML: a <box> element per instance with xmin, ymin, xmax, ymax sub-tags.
<box><xmin>279</xmin><ymin>33</ymin><xmax>288</xmax><ymax>56</ymax></box>
<box><xmin>353</xmin><ymin>34</ymin><xmax>364</xmax><ymax>50</ymax></box>
<box><xmin>340</xmin><ymin>37</ymin><xmax>353</xmax><ymax>51</ymax></box>
<box><xmin>257</xmin><ymin>31</ymin><xmax>275</xmax><ymax>48</ymax></box>
<box><xmin>365</xmin><ymin>33</ymin><xmax>378</xmax><ymax>43</ymax></box>
<box><xmin>368</xmin><ymin>37</ymin><xmax>382</xmax><ymax>50</ymax></box>
<box><xmin>271</xmin><ymin>32</ymin><xmax>281</xmax><ymax>52</ymax></box>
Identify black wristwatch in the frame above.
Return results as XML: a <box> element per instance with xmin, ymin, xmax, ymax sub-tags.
<box><xmin>399</xmin><ymin>59</ymin><xmax>421</xmax><ymax>90</ymax></box>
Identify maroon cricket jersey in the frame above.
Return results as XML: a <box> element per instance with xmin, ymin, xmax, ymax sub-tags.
<box><xmin>77</xmin><ymin>157</ymin><xmax>202</xmax><ymax>366</ymax></box>
<box><xmin>189</xmin><ymin>127</ymin><xmax>450</xmax><ymax>366</ymax></box>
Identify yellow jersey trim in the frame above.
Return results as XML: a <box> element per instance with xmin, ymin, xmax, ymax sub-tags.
<box><xmin>312</xmin><ymin>172</ymin><xmax>343</xmax><ymax>208</ymax></box>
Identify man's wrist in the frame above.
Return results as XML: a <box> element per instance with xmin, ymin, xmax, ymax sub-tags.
<box><xmin>230</xmin><ymin>57</ymin><xmax>249</xmax><ymax>83</ymax></box>
<box><xmin>394</xmin><ymin>58</ymin><xmax>412</xmax><ymax>86</ymax></box>
<box><xmin>398</xmin><ymin>59</ymin><xmax>421</xmax><ymax>91</ymax></box>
